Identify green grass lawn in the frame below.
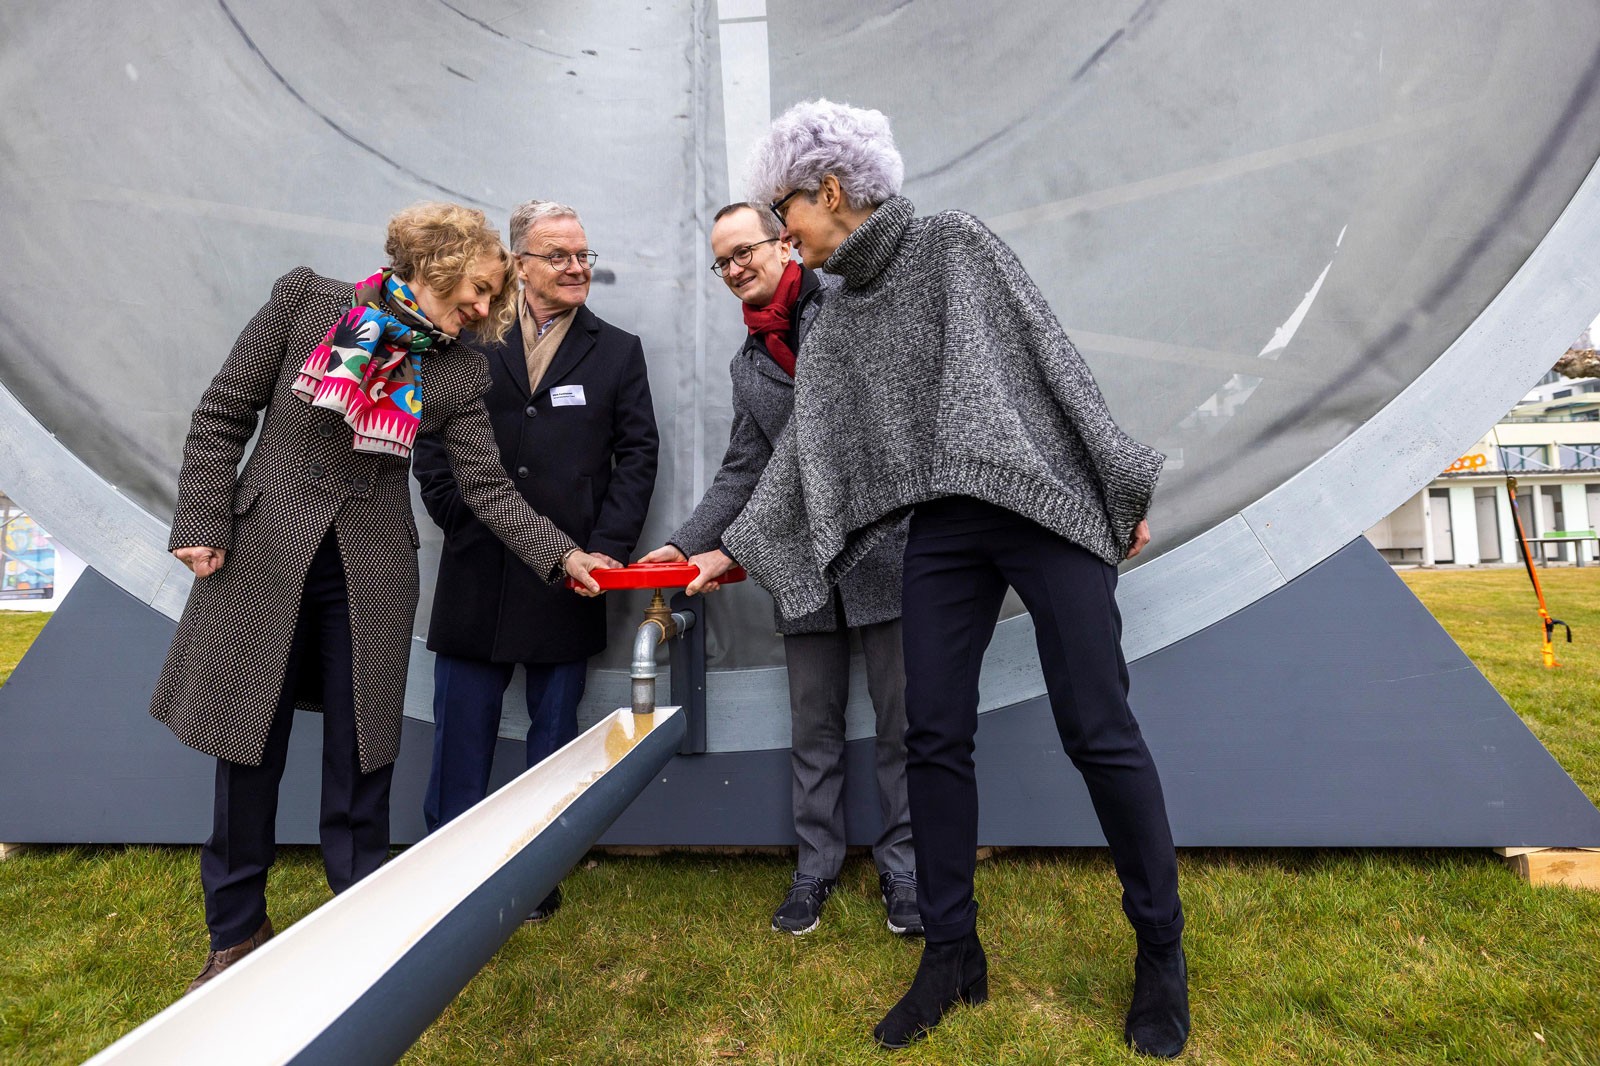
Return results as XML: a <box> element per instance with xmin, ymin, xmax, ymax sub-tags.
<box><xmin>3</xmin><ymin>569</ymin><xmax>1600</xmax><ymax>1064</ymax></box>
<box><xmin>0</xmin><ymin>612</ymin><xmax>49</xmax><ymax>686</ymax></box>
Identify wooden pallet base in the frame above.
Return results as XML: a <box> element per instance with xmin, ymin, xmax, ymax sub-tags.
<box><xmin>0</xmin><ymin>843</ymin><xmax>32</xmax><ymax>861</ymax></box>
<box><xmin>1495</xmin><ymin>847</ymin><xmax>1600</xmax><ymax>890</ymax></box>
<box><xmin>590</xmin><ymin>845</ymin><xmax>792</xmax><ymax>858</ymax></box>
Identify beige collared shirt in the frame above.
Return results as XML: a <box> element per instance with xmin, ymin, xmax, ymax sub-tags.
<box><xmin>518</xmin><ymin>297</ymin><xmax>576</xmax><ymax>394</ymax></box>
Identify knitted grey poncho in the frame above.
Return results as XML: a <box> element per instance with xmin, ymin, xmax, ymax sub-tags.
<box><xmin>722</xmin><ymin>196</ymin><xmax>1163</xmax><ymax>620</ymax></box>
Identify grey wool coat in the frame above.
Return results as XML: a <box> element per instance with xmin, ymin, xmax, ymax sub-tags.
<box><xmin>668</xmin><ymin>266</ymin><xmax>905</xmax><ymax>634</ymax></box>
<box><xmin>150</xmin><ymin>267</ymin><xmax>578</xmax><ymax>773</ymax></box>
<box><xmin>722</xmin><ymin>197</ymin><xmax>1163</xmax><ymax>620</ymax></box>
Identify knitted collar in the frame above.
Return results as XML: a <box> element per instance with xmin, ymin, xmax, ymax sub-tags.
<box><xmin>824</xmin><ymin>196</ymin><xmax>915</xmax><ymax>289</ymax></box>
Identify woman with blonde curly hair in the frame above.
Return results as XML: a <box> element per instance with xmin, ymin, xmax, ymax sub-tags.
<box><xmin>151</xmin><ymin>201</ymin><xmax>613</xmax><ymax>994</ymax></box>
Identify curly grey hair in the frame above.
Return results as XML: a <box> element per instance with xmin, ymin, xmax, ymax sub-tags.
<box><xmin>743</xmin><ymin>99</ymin><xmax>904</xmax><ymax>210</ymax></box>
<box><xmin>508</xmin><ymin>199</ymin><xmax>583</xmax><ymax>253</ymax></box>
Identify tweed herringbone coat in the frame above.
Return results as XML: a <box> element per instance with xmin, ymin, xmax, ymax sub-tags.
<box><xmin>149</xmin><ymin>267</ymin><xmax>577</xmax><ymax>773</ymax></box>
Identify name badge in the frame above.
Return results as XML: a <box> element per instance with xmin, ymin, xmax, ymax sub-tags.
<box><xmin>550</xmin><ymin>385</ymin><xmax>587</xmax><ymax>407</ymax></box>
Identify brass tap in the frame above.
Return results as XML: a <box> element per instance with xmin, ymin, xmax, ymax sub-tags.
<box><xmin>642</xmin><ymin>589</ymin><xmax>678</xmax><ymax>640</ymax></box>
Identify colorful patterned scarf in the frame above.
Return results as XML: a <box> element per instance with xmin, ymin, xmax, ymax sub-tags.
<box><xmin>292</xmin><ymin>270</ymin><xmax>444</xmax><ymax>458</ymax></box>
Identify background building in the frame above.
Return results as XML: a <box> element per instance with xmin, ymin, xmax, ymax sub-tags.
<box><xmin>0</xmin><ymin>492</ymin><xmax>83</xmax><ymax>611</ymax></box>
<box><xmin>1366</xmin><ymin>332</ymin><xmax>1600</xmax><ymax>566</ymax></box>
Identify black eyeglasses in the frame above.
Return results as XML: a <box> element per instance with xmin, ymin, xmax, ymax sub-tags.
<box><xmin>518</xmin><ymin>250</ymin><xmax>599</xmax><ymax>270</ymax></box>
<box><xmin>769</xmin><ymin>188</ymin><xmax>807</xmax><ymax>224</ymax></box>
<box><xmin>710</xmin><ymin>238</ymin><xmax>781</xmax><ymax>276</ymax></box>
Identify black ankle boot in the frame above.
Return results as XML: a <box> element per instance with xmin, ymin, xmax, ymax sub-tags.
<box><xmin>873</xmin><ymin>929</ymin><xmax>988</xmax><ymax>1049</ymax></box>
<box><xmin>1124</xmin><ymin>938</ymin><xmax>1190</xmax><ymax>1058</ymax></box>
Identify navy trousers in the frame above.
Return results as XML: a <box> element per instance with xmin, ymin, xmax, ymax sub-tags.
<box><xmin>423</xmin><ymin>654</ymin><xmax>588</xmax><ymax>831</ymax></box>
<box><xmin>900</xmin><ymin>496</ymin><xmax>1183</xmax><ymax>946</ymax></box>
<box><xmin>200</xmin><ymin>527</ymin><xmax>393</xmax><ymax>950</ymax></box>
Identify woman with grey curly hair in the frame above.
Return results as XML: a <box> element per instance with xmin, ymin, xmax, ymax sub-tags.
<box><xmin>722</xmin><ymin>99</ymin><xmax>1189</xmax><ymax>1056</ymax></box>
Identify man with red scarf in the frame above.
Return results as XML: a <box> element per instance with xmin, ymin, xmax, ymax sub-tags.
<box><xmin>642</xmin><ymin>203</ymin><xmax>917</xmax><ymax>937</ymax></box>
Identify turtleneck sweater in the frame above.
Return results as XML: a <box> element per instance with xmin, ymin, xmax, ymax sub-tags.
<box><xmin>721</xmin><ymin>196</ymin><xmax>1163</xmax><ymax>619</ymax></box>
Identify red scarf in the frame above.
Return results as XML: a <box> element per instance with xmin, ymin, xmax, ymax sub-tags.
<box><xmin>742</xmin><ymin>260</ymin><xmax>803</xmax><ymax>377</ymax></box>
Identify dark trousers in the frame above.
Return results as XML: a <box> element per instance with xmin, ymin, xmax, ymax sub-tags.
<box><xmin>423</xmin><ymin>654</ymin><xmax>588</xmax><ymax>832</ymax></box>
<box><xmin>900</xmin><ymin>496</ymin><xmax>1183</xmax><ymax>946</ymax></box>
<box><xmin>783</xmin><ymin>615</ymin><xmax>914</xmax><ymax>879</ymax></box>
<box><xmin>200</xmin><ymin>527</ymin><xmax>393</xmax><ymax>950</ymax></box>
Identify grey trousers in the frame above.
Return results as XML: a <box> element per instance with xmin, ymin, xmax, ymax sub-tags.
<box><xmin>783</xmin><ymin>618</ymin><xmax>915</xmax><ymax>878</ymax></box>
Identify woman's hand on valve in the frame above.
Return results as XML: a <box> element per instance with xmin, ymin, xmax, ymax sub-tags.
<box><xmin>563</xmin><ymin>548</ymin><xmax>615</xmax><ymax>597</ymax></box>
<box><xmin>684</xmin><ymin>548</ymin><xmax>735</xmax><ymax>596</ymax></box>
<box><xmin>638</xmin><ymin>544</ymin><xmax>688</xmax><ymax>564</ymax></box>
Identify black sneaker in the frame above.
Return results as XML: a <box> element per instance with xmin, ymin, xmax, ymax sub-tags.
<box><xmin>771</xmin><ymin>872</ymin><xmax>836</xmax><ymax>934</ymax></box>
<box><xmin>525</xmin><ymin>884</ymin><xmax>562</xmax><ymax>924</ymax></box>
<box><xmin>880</xmin><ymin>870</ymin><xmax>924</xmax><ymax>936</ymax></box>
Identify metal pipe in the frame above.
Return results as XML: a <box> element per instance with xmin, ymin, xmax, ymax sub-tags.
<box><xmin>629</xmin><ymin>607</ymin><xmax>697</xmax><ymax>715</ymax></box>
<box><xmin>630</xmin><ymin>618</ymin><xmax>667</xmax><ymax>714</ymax></box>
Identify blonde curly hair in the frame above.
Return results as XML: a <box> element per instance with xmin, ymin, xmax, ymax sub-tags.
<box><xmin>386</xmin><ymin>202</ymin><xmax>518</xmax><ymax>342</ymax></box>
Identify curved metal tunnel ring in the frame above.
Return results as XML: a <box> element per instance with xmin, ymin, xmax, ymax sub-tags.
<box><xmin>5</xmin><ymin>3</ymin><xmax>1600</xmax><ymax>755</ymax></box>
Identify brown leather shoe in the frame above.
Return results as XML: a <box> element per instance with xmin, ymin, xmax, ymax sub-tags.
<box><xmin>184</xmin><ymin>917</ymin><xmax>274</xmax><ymax>995</ymax></box>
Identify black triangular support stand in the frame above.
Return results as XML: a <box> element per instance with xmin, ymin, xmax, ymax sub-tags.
<box><xmin>2</xmin><ymin>539</ymin><xmax>1598</xmax><ymax>847</ymax></box>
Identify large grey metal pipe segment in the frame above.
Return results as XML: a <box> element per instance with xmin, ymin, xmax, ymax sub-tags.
<box><xmin>4</xmin><ymin>3</ymin><xmax>1600</xmax><ymax>753</ymax></box>
<box><xmin>81</xmin><ymin>707</ymin><xmax>684</xmax><ymax>1066</ymax></box>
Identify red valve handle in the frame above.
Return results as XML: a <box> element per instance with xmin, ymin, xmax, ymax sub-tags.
<box><xmin>565</xmin><ymin>561</ymin><xmax>749</xmax><ymax>591</ymax></box>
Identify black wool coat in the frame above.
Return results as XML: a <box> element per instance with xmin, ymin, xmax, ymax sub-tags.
<box><xmin>150</xmin><ymin>268</ymin><xmax>578</xmax><ymax>773</ymax></box>
<box><xmin>415</xmin><ymin>302</ymin><xmax>659</xmax><ymax>663</ymax></box>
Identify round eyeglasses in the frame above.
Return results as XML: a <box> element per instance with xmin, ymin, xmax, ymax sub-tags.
<box><xmin>518</xmin><ymin>250</ymin><xmax>599</xmax><ymax>270</ymax></box>
<box><xmin>710</xmin><ymin>238</ymin><xmax>781</xmax><ymax>276</ymax></box>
